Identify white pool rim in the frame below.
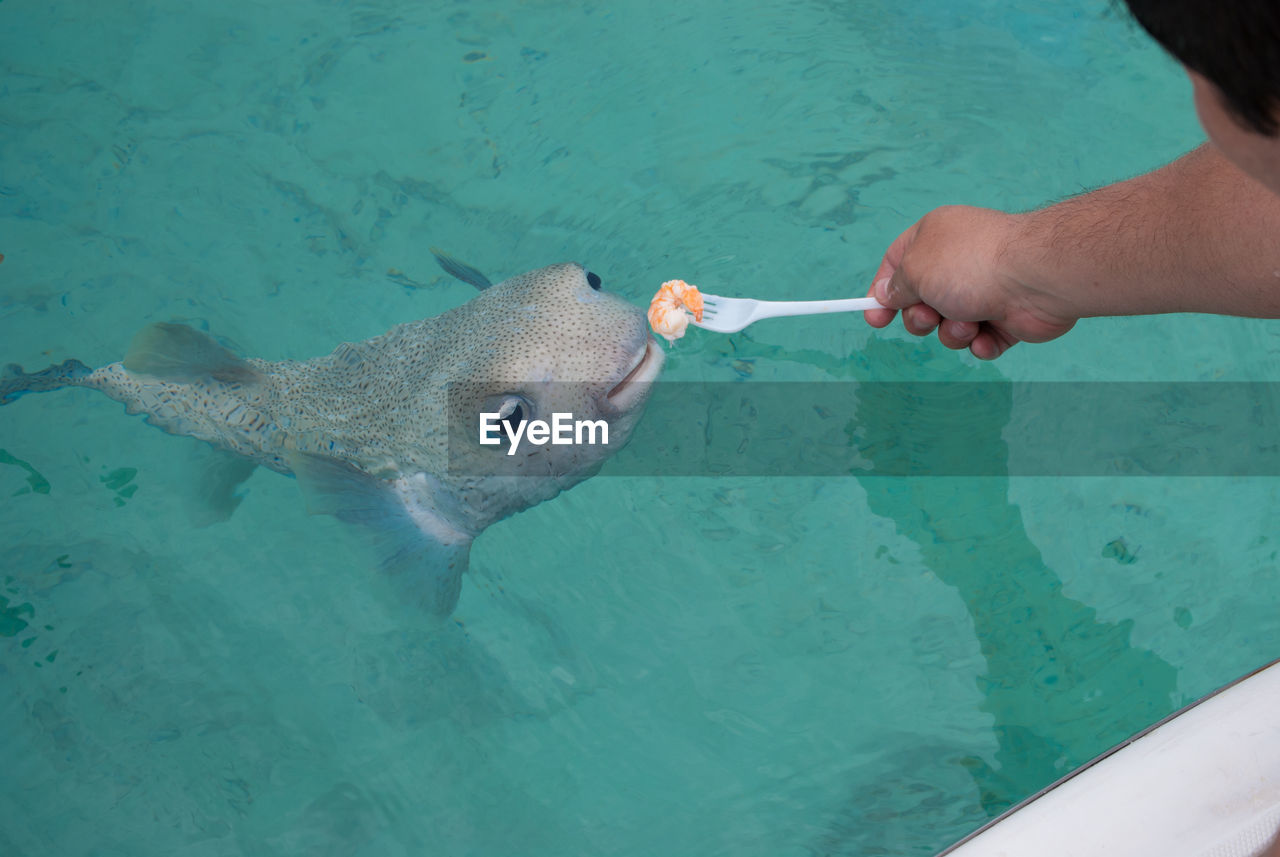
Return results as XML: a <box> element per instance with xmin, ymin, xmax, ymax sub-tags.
<box><xmin>939</xmin><ymin>657</ymin><xmax>1280</xmax><ymax>857</ymax></box>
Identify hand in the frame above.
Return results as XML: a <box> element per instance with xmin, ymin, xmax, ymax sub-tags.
<box><xmin>864</xmin><ymin>206</ymin><xmax>1079</xmax><ymax>359</ymax></box>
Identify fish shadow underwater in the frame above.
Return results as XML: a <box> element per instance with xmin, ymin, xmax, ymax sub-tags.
<box><xmin>1</xmin><ymin>257</ymin><xmax>665</xmax><ymax>616</ymax></box>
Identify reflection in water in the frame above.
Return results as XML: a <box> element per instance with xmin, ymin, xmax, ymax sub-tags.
<box><xmin>717</xmin><ymin>332</ymin><xmax>1179</xmax><ymax>853</ymax></box>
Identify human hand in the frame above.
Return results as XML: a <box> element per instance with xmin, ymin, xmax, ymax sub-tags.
<box><xmin>864</xmin><ymin>206</ymin><xmax>1080</xmax><ymax>359</ymax></box>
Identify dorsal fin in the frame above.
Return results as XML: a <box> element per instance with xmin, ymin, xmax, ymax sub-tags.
<box><xmin>124</xmin><ymin>323</ymin><xmax>260</xmax><ymax>384</ymax></box>
<box><xmin>430</xmin><ymin>247</ymin><xmax>493</xmax><ymax>290</ymax></box>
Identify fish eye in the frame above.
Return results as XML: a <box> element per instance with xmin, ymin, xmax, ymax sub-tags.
<box><xmin>480</xmin><ymin>393</ymin><xmax>535</xmax><ymax>451</ymax></box>
<box><xmin>497</xmin><ymin>396</ymin><xmax>526</xmax><ymax>431</ymax></box>
<box><xmin>586</xmin><ymin>271</ymin><xmax>602</xmax><ymax>290</ymax></box>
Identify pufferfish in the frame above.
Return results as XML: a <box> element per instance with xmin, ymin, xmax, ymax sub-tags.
<box><xmin>0</xmin><ymin>256</ymin><xmax>665</xmax><ymax>616</ymax></box>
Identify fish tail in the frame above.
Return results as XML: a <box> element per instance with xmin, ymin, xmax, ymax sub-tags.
<box><xmin>0</xmin><ymin>359</ymin><xmax>92</xmax><ymax>405</ymax></box>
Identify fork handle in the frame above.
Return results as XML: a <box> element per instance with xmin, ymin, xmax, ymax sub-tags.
<box><xmin>752</xmin><ymin>297</ymin><xmax>885</xmax><ymax>320</ymax></box>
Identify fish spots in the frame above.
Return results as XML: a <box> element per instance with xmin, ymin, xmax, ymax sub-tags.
<box><xmin>0</xmin><ymin>448</ymin><xmax>51</xmax><ymax>495</ymax></box>
<box><xmin>463</xmin><ymin>51</ymin><xmax>488</xmax><ymax>62</ymax></box>
<box><xmin>99</xmin><ymin>466</ymin><xmax>138</xmax><ymax>506</ymax></box>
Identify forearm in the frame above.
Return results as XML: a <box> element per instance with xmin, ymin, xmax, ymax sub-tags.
<box><xmin>1006</xmin><ymin>144</ymin><xmax>1280</xmax><ymax>318</ymax></box>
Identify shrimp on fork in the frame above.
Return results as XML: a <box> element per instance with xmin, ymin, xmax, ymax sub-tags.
<box><xmin>647</xmin><ymin>279</ymin><xmax>704</xmax><ymax>344</ymax></box>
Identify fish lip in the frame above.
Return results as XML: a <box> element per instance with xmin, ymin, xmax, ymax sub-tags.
<box><xmin>605</xmin><ymin>338</ymin><xmax>664</xmax><ymax>410</ymax></box>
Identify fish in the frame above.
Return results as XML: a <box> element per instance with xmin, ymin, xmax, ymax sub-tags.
<box><xmin>0</xmin><ymin>260</ymin><xmax>666</xmax><ymax>615</ymax></box>
<box><xmin>430</xmin><ymin>246</ymin><xmax>493</xmax><ymax>290</ymax></box>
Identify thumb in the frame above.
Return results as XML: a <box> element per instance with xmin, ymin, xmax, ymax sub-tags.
<box><xmin>875</xmin><ymin>268</ymin><xmax>919</xmax><ymax>310</ymax></box>
<box><xmin>869</xmin><ymin>219</ymin><xmax>922</xmax><ymax>311</ymax></box>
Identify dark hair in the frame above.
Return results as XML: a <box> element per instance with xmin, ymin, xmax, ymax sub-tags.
<box><xmin>1123</xmin><ymin>0</ymin><xmax>1280</xmax><ymax>136</ymax></box>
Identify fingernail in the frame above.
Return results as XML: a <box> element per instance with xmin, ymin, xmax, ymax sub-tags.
<box><xmin>874</xmin><ymin>277</ymin><xmax>891</xmax><ymax>303</ymax></box>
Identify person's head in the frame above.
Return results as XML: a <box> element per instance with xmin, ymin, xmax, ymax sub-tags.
<box><xmin>1124</xmin><ymin>0</ymin><xmax>1280</xmax><ymax>192</ymax></box>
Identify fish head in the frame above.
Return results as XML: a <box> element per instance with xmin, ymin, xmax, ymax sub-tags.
<box><xmin>434</xmin><ymin>262</ymin><xmax>665</xmax><ymax>528</ymax></box>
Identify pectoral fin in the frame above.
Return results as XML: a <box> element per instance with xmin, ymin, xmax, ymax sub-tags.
<box><xmin>186</xmin><ymin>444</ymin><xmax>258</xmax><ymax>527</ymax></box>
<box><xmin>287</xmin><ymin>452</ymin><xmax>472</xmax><ymax>616</ymax></box>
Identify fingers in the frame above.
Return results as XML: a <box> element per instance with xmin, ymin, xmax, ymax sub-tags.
<box><xmin>875</xmin><ymin>304</ymin><xmax>1018</xmax><ymax>360</ymax></box>
<box><xmin>901</xmin><ymin>303</ymin><xmax>941</xmax><ymax>336</ymax></box>
<box><xmin>863</xmin><ymin>278</ymin><xmax>897</xmax><ymax>328</ymax></box>
<box><xmin>969</xmin><ymin>326</ymin><xmax>1018</xmax><ymax>360</ymax></box>
<box><xmin>863</xmin><ymin>207</ymin><xmax>1026</xmax><ymax>360</ymax></box>
<box><xmin>873</xmin><ymin>302</ymin><xmax>1017</xmax><ymax>360</ymax></box>
<box><xmin>864</xmin><ymin>223</ymin><xmax>920</xmax><ymax>328</ymax></box>
<box><xmin>865</xmin><ymin>271</ymin><xmax>979</xmax><ymax>347</ymax></box>
<box><xmin>878</xmin><ymin>268</ymin><xmax>921</xmax><ymax>310</ymax></box>
<box><xmin>870</xmin><ymin>221</ymin><xmax>918</xmax><ymax>299</ymax></box>
<box><xmin>938</xmin><ymin>319</ymin><xmax>979</xmax><ymax>350</ymax></box>
<box><xmin>865</xmin><ymin>266</ymin><xmax>923</xmax><ymax>329</ymax></box>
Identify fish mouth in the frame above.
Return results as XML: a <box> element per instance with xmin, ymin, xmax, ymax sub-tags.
<box><xmin>606</xmin><ymin>338</ymin><xmax>664</xmax><ymax>410</ymax></box>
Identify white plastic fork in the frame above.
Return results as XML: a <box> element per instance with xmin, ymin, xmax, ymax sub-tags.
<box><xmin>690</xmin><ymin>293</ymin><xmax>886</xmax><ymax>334</ymax></box>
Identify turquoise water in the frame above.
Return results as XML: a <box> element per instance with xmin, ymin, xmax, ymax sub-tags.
<box><xmin>2</xmin><ymin>1</ymin><xmax>1279</xmax><ymax>854</ymax></box>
